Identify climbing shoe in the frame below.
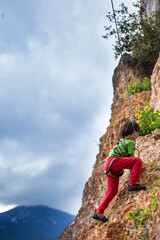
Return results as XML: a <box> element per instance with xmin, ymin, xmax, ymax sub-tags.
<box><xmin>128</xmin><ymin>183</ymin><xmax>146</xmax><ymax>191</ymax></box>
<box><xmin>92</xmin><ymin>211</ymin><xmax>109</xmax><ymax>223</ymax></box>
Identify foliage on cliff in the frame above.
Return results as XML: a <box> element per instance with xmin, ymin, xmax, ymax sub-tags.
<box><xmin>135</xmin><ymin>104</ymin><xmax>160</xmax><ymax>136</ymax></box>
<box><xmin>103</xmin><ymin>2</ymin><xmax>160</xmax><ymax>65</ymax></box>
<box><xmin>128</xmin><ymin>77</ymin><xmax>151</xmax><ymax>96</ymax></box>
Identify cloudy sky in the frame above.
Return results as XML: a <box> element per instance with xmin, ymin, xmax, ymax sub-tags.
<box><xmin>0</xmin><ymin>0</ymin><xmax>135</xmax><ymax>215</ymax></box>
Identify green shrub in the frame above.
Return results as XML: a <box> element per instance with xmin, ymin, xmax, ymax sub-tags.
<box><xmin>128</xmin><ymin>77</ymin><xmax>151</xmax><ymax>96</ymax></box>
<box><xmin>149</xmin><ymin>160</ymin><xmax>160</xmax><ymax>171</ymax></box>
<box><xmin>149</xmin><ymin>188</ymin><xmax>158</xmax><ymax>212</ymax></box>
<box><xmin>99</xmin><ymin>135</ymin><xmax>105</xmax><ymax>143</ymax></box>
<box><xmin>149</xmin><ymin>179</ymin><xmax>160</xmax><ymax>190</ymax></box>
<box><xmin>135</xmin><ymin>104</ymin><xmax>160</xmax><ymax>136</ymax></box>
<box><xmin>127</xmin><ymin>188</ymin><xmax>158</xmax><ymax>229</ymax></box>
<box><xmin>126</xmin><ymin>207</ymin><xmax>151</xmax><ymax>229</ymax></box>
<box><xmin>127</xmin><ymin>182</ymin><xmax>159</xmax><ymax>229</ymax></box>
<box><xmin>103</xmin><ymin>2</ymin><xmax>160</xmax><ymax>65</ymax></box>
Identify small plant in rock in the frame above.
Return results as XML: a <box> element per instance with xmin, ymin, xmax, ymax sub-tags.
<box><xmin>128</xmin><ymin>77</ymin><xmax>151</xmax><ymax>96</ymax></box>
<box><xmin>126</xmin><ymin>207</ymin><xmax>151</xmax><ymax>229</ymax></box>
<box><xmin>127</xmin><ymin>184</ymin><xmax>159</xmax><ymax>229</ymax></box>
<box><xmin>149</xmin><ymin>188</ymin><xmax>158</xmax><ymax>212</ymax></box>
<box><xmin>107</xmin><ymin>208</ymin><xmax>117</xmax><ymax>218</ymax></box>
<box><xmin>92</xmin><ymin>162</ymin><xmax>96</xmax><ymax>169</ymax></box>
<box><xmin>99</xmin><ymin>136</ymin><xmax>105</xmax><ymax>143</ymax></box>
<box><xmin>110</xmin><ymin>208</ymin><xmax>116</xmax><ymax>215</ymax></box>
<box><xmin>135</xmin><ymin>104</ymin><xmax>160</xmax><ymax>136</ymax></box>
<box><xmin>149</xmin><ymin>160</ymin><xmax>160</xmax><ymax>171</ymax></box>
<box><xmin>147</xmin><ymin>181</ymin><xmax>159</xmax><ymax>211</ymax></box>
<box><xmin>149</xmin><ymin>179</ymin><xmax>160</xmax><ymax>190</ymax></box>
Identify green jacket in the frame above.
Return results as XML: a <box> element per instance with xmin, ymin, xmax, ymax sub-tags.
<box><xmin>108</xmin><ymin>137</ymin><xmax>134</xmax><ymax>158</ymax></box>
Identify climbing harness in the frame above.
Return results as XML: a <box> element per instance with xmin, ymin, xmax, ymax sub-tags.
<box><xmin>114</xmin><ymin>138</ymin><xmax>140</xmax><ymax>157</ymax></box>
<box><xmin>114</xmin><ymin>138</ymin><xmax>128</xmax><ymax>156</ymax></box>
<box><xmin>105</xmin><ymin>157</ymin><xmax>124</xmax><ymax>178</ymax></box>
<box><xmin>105</xmin><ymin>137</ymin><xmax>140</xmax><ymax>178</ymax></box>
<box><xmin>105</xmin><ymin>138</ymin><xmax>127</xmax><ymax>178</ymax></box>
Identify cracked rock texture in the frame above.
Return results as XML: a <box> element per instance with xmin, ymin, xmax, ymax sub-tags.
<box><xmin>150</xmin><ymin>57</ymin><xmax>160</xmax><ymax>111</ymax></box>
<box><xmin>141</xmin><ymin>0</ymin><xmax>160</xmax><ymax>15</ymax></box>
<box><xmin>58</xmin><ymin>55</ymin><xmax>160</xmax><ymax>240</ymax></box>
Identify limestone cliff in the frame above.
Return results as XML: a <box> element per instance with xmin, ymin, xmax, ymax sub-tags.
<box><xmin>58</xmin><ymin>55</ymin><xmax>160</xmax><ymax>240</ymax></box>
<box><xmin>150</xmin><ymin>57</ymin><xmax>160</xmax><ymax>111</ymax></box>
<box><xmin>141</xmin><ymin>0</ymin><xmax>160</xmax><ymax>15</ymax></box>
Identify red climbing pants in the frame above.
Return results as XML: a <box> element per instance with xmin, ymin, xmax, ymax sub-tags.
<box><xmin>96</xmin><ymin>156</ymin><xmax>142</xmax><ymax>214</ymax></box>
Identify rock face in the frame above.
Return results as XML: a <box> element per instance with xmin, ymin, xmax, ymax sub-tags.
<box><xmin>150</xmin><ymin>57</ymin><xmax>160</xmax><ymax>111</ymax></box>
<box><xmin>58</xmin><ymin>56</ymin><xmax>160</xmax><ymax>240</ymax></box>
<box><xmin>141</xmin><ymin>0</ymin><xmax>160</xmax><ymax>15</ymax></box>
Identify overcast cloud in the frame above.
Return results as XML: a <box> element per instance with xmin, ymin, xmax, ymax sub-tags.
<box><xmin>0</xmin><ymin>0</ymin><xmax>135</xmax><ymax>214</ymax></box>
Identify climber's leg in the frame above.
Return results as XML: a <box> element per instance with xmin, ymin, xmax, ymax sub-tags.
<box><xmin>105</xmin><ymin>156</ymin><xmax>142</xmax><ymax>184</ymax></box>
<box><xmin>105</xmin><ymin>156</ymin><xmax>146</xmax><ymax>191</ymax></box>
<box><xmin>96</xmin><ymin>176</ymin><xmax>119</xmax><ymax>214</ymax></box>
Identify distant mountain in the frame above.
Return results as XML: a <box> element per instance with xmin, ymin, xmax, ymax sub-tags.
<box><xmin>0</xmin><ymin>205</ymin><xmax>75</xmax><ymax>240</ymax></box>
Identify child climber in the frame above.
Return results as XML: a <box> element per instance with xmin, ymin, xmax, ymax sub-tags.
<box><xmin>92</xmin><ymin>121</ymin><xmax>146</xmax><ymax>223</ymax></box>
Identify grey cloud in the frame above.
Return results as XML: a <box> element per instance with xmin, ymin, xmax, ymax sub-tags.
<box><xmin>0</xmin><ymin>0</ymin><xmax>121</xmax><ymax>214</ymax></box>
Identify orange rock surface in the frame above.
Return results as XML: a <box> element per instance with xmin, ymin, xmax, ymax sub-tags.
<box><xmin>58</xmin><ymin>56</ymin><xmax>160</xmax><ymax>240</ymax></box>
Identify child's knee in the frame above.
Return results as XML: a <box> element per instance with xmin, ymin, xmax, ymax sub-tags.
<box><xmin>135</xmin><ymin>158</ymin><xmax>142</xmax><ymax>168</ymax></box>
<box><xmin>136</xmin><ymin>157</ymin><xmax>142</xmax><ymax>165</ymax></box>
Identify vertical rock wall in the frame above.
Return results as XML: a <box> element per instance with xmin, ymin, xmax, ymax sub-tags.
<box><xmin>58</xmin><ymin>55</ymin><xmax>159</xmax><ymax>240</ymax></box>
<box><xmin>141</xmin><ymin>0</ymin><xmax>160</xmax><ymax>15</ymax></box>
<box><xmin>150</xmin><ymin>57</ymin><xmax>160</xmax><ymax>111</ymax></box>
